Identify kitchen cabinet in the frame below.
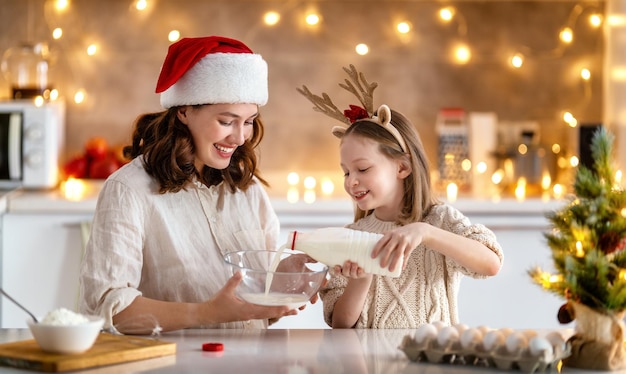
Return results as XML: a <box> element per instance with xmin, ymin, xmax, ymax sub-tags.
<box><xmin>456</xmin><ymin>215</ymin><xmax>564</xmax><ymax>330</ymax></box>
<box><xmin>0</xmin><ymin>186</ymin><xmax>97</xmax><ymax>328</ymax></box>
<box><xmin>1</xmin><ymin>213</ymin><xmax>92</xmax><ymax>328</ymax></box>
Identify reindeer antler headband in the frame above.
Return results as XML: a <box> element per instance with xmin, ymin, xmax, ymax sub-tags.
<box><xmin>297</xmin><ymin>64</ymin><xmax>408</xmax><ymax>153</ymax></box>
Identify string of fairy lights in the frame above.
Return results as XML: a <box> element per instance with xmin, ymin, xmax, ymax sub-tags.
<box><xmin>14</xmin><ymin>0</ymin><xmax>613</xmax><ymax>202</ymax></box>
<box><xmin>41</xmin><ymin>1</ymin><xmax>603</xmax><ymax>108</ymax></box>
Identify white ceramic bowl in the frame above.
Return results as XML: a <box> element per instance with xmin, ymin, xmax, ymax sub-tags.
<box><xmin>27</xmin><ymin>315</ymin><xmax>104</xmax><ymax>354</ymax></box>
<box><xmin>223</xmin><ymin>250</ymin><xmax>328</xmax><ymax>309</ymax></box>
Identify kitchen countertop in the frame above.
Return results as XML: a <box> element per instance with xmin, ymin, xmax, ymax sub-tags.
<box><xmin>3</xmin><ymin>178</ymin><xmax>565</xmax><ymax>216</ymax></box>
<box><xmin>4</xmin><ymin>182</ymin><xmax>103</xmax><ymax>214</ymax></box>
<box><xmin>4</xmin><ymin>186</ymin><xmax>564</xmax><ymax>232</ymax></box>
<box><xmin>0</xmin><ymin>329</ymin><xmax>626</xmax><ymax>374</ymax></box>
<box><xmin>0</xmin><ymin>328</ymin><xmax>615</xmax><ymax>373</ymax></box>
<box><xmin>0</xmin><ymin>189</ymin><xmax>22</xmax><ymax>214</ymax></box>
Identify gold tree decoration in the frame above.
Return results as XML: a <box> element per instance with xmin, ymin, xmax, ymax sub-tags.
<box><xmin>528</xmin><ymin>127</ymin><xmax>626</xmax><ymax>370</ymax></box>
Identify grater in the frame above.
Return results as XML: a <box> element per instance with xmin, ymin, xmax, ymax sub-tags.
<box><xmin>436</xmin><ymin>108</ymin><xmax>470</xmax><ymax>190</ymax></box>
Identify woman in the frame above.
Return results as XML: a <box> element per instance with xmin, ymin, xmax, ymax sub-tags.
<box><xmin>79</xmin><ymin>36</ymin><xmax>300</xmax><ymax>334</ymax></box>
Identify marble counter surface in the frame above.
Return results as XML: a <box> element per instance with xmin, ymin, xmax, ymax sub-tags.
<box><xmin>4</xmin><ymin>178</ymin><xmax>564</xmax><ymax>216</ymax></box>
<box><xmin>4</xmin><ymin>182</ymin><xmax>102</xmax><ymax>213</ymax></box>
<box><xmin>0</xmin><ymin>328</ymin><xmax>616</xmax><ymax>373</ymax></box>
<box><xmin>0</xmin><ymin>188</ymin><xmax>21</xmax><ymax>214</ymax></box>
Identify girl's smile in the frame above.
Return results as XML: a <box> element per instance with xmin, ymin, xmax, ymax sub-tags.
<box><xmin>353</xmin><ymin>190</ymin><xmax>369</xmax><ymax>199</ymax></box>
<box><xmin>340</xmin><ymin>134</ymin><xmax>408</xmax><ymax>221</ymax></box>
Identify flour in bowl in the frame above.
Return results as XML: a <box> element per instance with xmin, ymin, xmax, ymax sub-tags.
<box><xmin>41</xmin><ymin>308</ymin><xmax>89</xmax><ymax>326</ymax></box>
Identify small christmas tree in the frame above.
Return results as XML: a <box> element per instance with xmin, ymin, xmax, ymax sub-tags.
<box><xmin>528</xmin><ymin>127</ymin><xmax>626</xmax><ymax>370</ymax></box>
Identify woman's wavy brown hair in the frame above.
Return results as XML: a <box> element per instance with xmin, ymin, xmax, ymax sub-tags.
<box><xmin>124</xmin><ymin>105</ymin><xmax>267</xmax><ymax>194</ymax></box>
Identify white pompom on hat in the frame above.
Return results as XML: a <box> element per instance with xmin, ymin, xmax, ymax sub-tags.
<box><xmin>156</xmin><ymin>36</ymin><xmax>268</xmax><ymax>109</ymax></box>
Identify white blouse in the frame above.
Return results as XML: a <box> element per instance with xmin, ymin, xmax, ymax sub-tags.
<box><xmin>79</xmin><ymin>157</ymin><xmax>280</xmax><ymax>331</ymax></box>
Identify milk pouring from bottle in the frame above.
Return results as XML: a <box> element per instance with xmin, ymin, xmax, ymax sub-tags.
<box><xmin>286</xmin><ymin>227</ymin><xmax>402</xmax><ymax>278</ymax></box>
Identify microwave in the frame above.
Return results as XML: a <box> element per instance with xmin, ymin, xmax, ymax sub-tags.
<box><xmin>0</xmin><ymin>99</ymin><xmax>65</xmax><ymax>189</ymax></box>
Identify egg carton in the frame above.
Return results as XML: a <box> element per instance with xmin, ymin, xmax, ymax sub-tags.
<box><xmin>398</xmin><ymin>323</ymin><xmax>571</xmax><ymax>373</ymax></box>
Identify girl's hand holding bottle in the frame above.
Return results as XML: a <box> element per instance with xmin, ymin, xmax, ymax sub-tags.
<box><xmin>371</xmin><ymin>222</ymin><xmax>428</xmax><ymax>272</ymax></box>
<box><xmin>333</xmin><ymin>261</ymin><xmax>370</xmax><ymax>279</ymax></box>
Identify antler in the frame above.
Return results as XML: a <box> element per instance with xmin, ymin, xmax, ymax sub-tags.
<box><xmin>296</xmin><ymin>64</ymin><xmax>377</xmax><ymax>127</ymax></box>
<box><xmin>339</xmin><ymin>64</ymin><xmax>378</xmax><ymax>115</ymax></box>
<box><xmin>296</xmin><ymin>85</ymin><xmax>350</xmax><ymax>125</ymax></box>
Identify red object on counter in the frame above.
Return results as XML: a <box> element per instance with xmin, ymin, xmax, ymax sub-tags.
<box><xmin>88</xmin><ymin>155</ymin><xmax>120</xmax><ymax>179</ymax></box>
<box><xmin>63</xmin><ymin>155</ymin><xmax>89</xmax><ymax>179</ymax></box>
<box><xmin>202</xmin><ymin>342</ymin><xmax>224</xmax><ymax>352</ymax></box>
<box><xmin>85</xmin><ymin>136</ymin><xmax>109</xmax><ymax>161</ymax></box>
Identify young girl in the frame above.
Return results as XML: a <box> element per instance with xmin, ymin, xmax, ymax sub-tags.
<box><xmin>298</xmin><ymin>66</ymin><xmax>503</xmax><ymax>329</ymax></box>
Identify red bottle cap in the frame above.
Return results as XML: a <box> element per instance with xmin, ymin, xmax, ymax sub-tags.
<box><xmin>290</xmin><ymin>231</ymin><xmax>298</xmax><ymax>250</ymax></box>
<box><xmin>202</xmin><ymin>342</ymin><xmax>224</xmax><ymax>352</ymax></box>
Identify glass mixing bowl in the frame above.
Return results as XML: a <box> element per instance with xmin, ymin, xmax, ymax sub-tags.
<box><xmin>223</xmin><ymin>250</ymin><xmax>328</xmax><ymax>309</ymax></box>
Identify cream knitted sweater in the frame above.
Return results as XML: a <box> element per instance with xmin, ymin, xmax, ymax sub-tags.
<box><xmin>319</xmin><ymin>203</ymin><xmax>503</xmax><ymax>329</ymax></box>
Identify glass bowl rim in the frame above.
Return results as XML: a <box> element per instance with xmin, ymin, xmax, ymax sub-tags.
<box><xmin>223</xmin><ymin>249</ymin><xmax>328</xmax><ymax>276</ymax></box>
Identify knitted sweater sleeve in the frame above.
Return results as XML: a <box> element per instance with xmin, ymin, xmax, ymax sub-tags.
<box><xmin>425</xmin><ymin>203</ymin><xmax>504</xmax><ymax>278</ymax></box>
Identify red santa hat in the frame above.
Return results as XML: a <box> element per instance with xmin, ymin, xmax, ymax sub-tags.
<box><xmin>156</xmin><ymin>36</ymin><xmax>268</xmax><ymax>108</ymax></box>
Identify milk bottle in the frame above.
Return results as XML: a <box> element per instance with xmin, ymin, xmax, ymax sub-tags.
<box><xmin>285</xmin><ymin>227</ymin><xmax>402</xmax><ymax>278</ymax></box>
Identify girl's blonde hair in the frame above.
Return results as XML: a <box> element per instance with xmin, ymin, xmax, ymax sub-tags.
<box><xmin>341</xmin><ymin>108</ymin><xmax>439</xmax><ymax>225</ymax></box>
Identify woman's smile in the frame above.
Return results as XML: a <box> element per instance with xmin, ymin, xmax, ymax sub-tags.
<box><xmin>214</xmin><ymin>143</ymin><xmax>236</xmax><ymax>158</ymax></box>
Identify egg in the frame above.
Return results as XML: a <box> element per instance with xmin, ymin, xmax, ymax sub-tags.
<box><xmin>498</xmin><ymin>327</ymin><xmax>514</xmax><ymax>337</ymax></box>
<box><xmin>544</xmin><ymin>331</ymin><xmax>566</xmax><ymax>347</ymax></box>
<box><xmin>482</xmin><ymin>330</ymin><xmax>505</xmax><ymax>351</ymax></box>
<box><xmin>460</xmin><ymin>327</ymin><xmax>483</xmax><ymax>349</ymax></box>
<box><xmin>505</xmin><ymin>332</ymin><xmax>528</xmax><ymax>354</ymax></box>
<box><xmin>522</xmin><ymin>329</ymin><xmax>538</xmax><ymax>339</ymax></box>
<box><xmin>453</xmin><ymin>323</ymin><xmax>468</xmax><ymax>334</ymax></box>
<box><xmin>477</xmin><ymin>325</ymin><xmax>491</xmax><ymax>335</ymax></box>
<box><xmin>414</xmin><ymin>323</ymin><xmax>438</xmax><ymax>344</ymax></box>
<box><xmin>544</xmin><ymin>331</ymin><xmax>567</xmax><ymax>356</ymax></box>
<box><xmin>528</xmin><ymin>336</ymin><xmax>553</xmax><ymax>356</ymax></box>
<box><xmin>431</xmin><ymin>320</ymin><xmax>447</xmax><ymax>331</ymax></box>
<box><xmin>436</xmin><ymin>326</ymin><xmax>460</xmax><ymax>348</ymax></box>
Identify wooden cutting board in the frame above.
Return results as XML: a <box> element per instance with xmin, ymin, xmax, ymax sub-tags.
<box><xmin>0</xmin><ymin>333</ymin><xmax>176</xmax><ymax>372</ymax></box>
